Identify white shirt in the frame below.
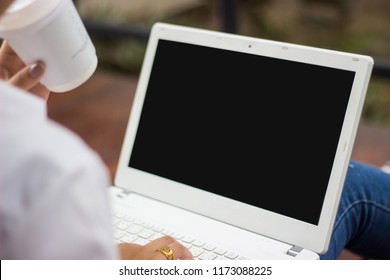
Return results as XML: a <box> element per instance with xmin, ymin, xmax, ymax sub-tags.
<box><xmin>0</xmin><ymin>82</ymin><xmax>119</xmax><ymax>259</ymax></box>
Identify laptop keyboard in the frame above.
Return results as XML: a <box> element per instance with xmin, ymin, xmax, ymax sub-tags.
<box><xmin>112</xmin><ymin>210</ymin><xmax>249</xmax><ymax>260</ymax></box>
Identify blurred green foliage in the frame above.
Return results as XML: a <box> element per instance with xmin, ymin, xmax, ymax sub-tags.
<box><xmin>80</xmin><ymin>0</ymin><xmax>390</xmax><ymax>126</ymax></box>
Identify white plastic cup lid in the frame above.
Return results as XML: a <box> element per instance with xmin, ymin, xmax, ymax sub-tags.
<box><xmin>0</xmin><ymin>0</ymin><xmax>62</xmax><ymax>31</ymax></box>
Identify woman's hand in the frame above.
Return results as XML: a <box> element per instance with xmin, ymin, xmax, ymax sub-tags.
<box><xmin>0</xmin><ymin>41</ymin><xmax>50</xmax><ymax>101</ymax></box>
<box><xmin>118</xmin><ymin>235</ymin><xmax>194</xmax><ymax>260</ymax></box>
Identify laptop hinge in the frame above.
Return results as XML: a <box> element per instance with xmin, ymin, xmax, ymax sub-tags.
<box><xmin>286</xmin><ymin>245</ymin><xmax>303</xmax><ymax>257</ymax></box>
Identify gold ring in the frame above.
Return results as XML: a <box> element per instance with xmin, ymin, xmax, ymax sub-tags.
<box><xmin>156</xmin><ymin>245</ymin><xmax>174</xmax><ymax>260</ymax></box>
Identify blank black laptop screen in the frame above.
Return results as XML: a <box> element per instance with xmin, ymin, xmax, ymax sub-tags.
<box><xmin>129</xmin><ymin>39</ymin><xmax>355</xmax><ymax>225</ymax></box>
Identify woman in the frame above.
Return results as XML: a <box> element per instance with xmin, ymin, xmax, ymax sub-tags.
<box><xmin>0</xmin><ymin>0</ymin><xmax>192</xmax><ymax>260</ymax></box>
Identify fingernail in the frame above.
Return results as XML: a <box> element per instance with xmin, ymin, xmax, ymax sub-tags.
<box><xmin>29</xmin><ymin>62</ymin><xmax>44</xmax><ymax>78</ymax></box>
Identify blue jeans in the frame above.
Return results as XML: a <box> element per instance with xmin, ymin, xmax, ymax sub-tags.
<box><xmin>320</xmin><ymin>160</ymin><xmax>390</xmax><ymax>259</ymax></box>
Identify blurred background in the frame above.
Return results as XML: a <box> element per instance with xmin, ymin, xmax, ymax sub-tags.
<box><xmin>74</xmin><ymin>0</ymin><xmax>390</xmax><ymax>126</ymax></box>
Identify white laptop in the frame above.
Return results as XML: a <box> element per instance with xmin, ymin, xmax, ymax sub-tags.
<box><xmin>109</xmin><ymin>22</ymin><xmax>373</xmax><ymax>260</ymax></box>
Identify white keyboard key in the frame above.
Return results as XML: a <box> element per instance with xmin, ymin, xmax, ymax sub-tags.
<box><xmin>214</xmin><ymin>248</ymin><xmax>227</xmax><ymax>255</ymax></box>
<box><xmin>198</xmin><ymin>252</ymin><xmax>217</xmax><ymax>260</ymax></box>
<box><xmin>189</xmin><ymin>247</ymin><xmax>204</xmax><ymax>258</ymax></box>
<box><xmin>123</xmin><ymin>215</ymin><xmax>135</xmax><ymax>222</ymax></box>
<box><xmin>126</xmin><ymin>224</ymin><xmax>142</xmax><ymax>235</ymax></box>
<box><xmin>182</xmin><ymin>236</ymin><xmax>195</xmax><ymax>243</ymax></box>
<box><xmin>114</xmin><ymin>211</ymin><xmax>125</xmax><ymax>219</ymax></box>
<box><xmin>171</xmin><ymin>232</ymin><xmax>184</xmax><ymax>240</ymax></box>
<box><xmin>133</xmin><ymin>219</ymin><xmax>145</xmax><ymax>225</ymax></box>
<box><xmin>151</xmin><ymin>225</ymin><xmax>164</xmax><ymax>232</ymax></box>
<box><xmin>162</xmin><ymin>229</ymin><xmax>174</xmax><ymax>236</ymax></box>
<box><xmin>225</xmin><ymin>251</ymin><xmax>239</xmax><ymax>259</ymax></box>
<box><xmin>116</xmin><ymin>221</ymin><xmax>130</xmax><ymax>231</ymax></box>
<box><xmin>203</xmin><ymin>244</ymin><xmax>216</xmax><ymax>251</ymax></box>
<box><xmin>120</xmin><ymin>234</ymin><xmax>137</xmax><ymax>243</ymax></box>
<box><xmin>152</xmin><ymin>233</ymin><xmax>165</xmax><ymax>240</ymax></box>
<box><xmin>142</xmin><ymin>222</ymin><xmax>155</xmax><ymax>229</ymax></box>
<box><xmin>192</xmin><ymin>240</ymin><xmax>205</xmax><ymax>247</ymax></box>
<box><xmin>215</xmin><ymin>255</ymin><xmax>230</xmax><ymax>260</ymax></box>
<box><xmin>138</xmin><ymin>229</ymin><xmax>155</xmax><ymax>239</ymax></box>
<box><xmin>113</xmin><ymin>230</ymin><xmax>125</xmax><ymax>240</ymax></box>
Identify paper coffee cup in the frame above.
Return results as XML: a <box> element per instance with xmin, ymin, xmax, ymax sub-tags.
<box><xmin>0</xmin><ymin>0</ymin><xmax>98</xmax><ymax>92</ymax></box>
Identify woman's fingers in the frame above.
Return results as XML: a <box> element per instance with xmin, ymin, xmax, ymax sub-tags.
<box><xmin>145</xmin><ymin>236</ymin><xmax>194</xmax><ymax>260</ymax></box>
<box><xmin>0</xmin><ymin>41</ymin><xmax>51</xmax><ymax>100</ymax></box>
<box><xmin>118</xmin><ymin>236</ymin><xmax>194</xmax><ymax>260</ymax></box>
<box><xmin>7</xmin><ymin>61</ymin><xmax>50</xmax><ymax>100</ymax></box>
